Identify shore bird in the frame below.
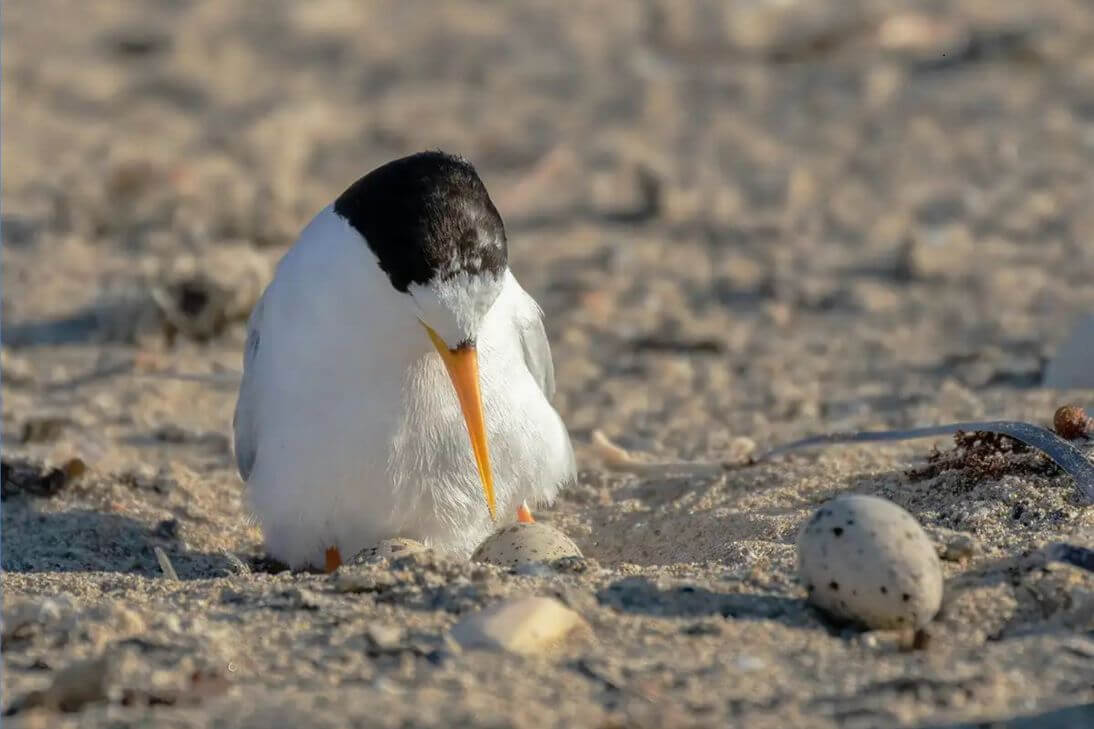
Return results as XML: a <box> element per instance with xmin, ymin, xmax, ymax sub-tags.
<box><xmin>232</xmin><ymin>151</ymin><xmax>576</xmax><ymax>570</ymax></box>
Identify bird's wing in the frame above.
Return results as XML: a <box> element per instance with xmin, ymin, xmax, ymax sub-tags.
<box><xmin>515</xmin><ymin>294</ymin><xmax>577</xmax><ymax>484</ymax></box>
<box><xmin>232</xmin><ymin>293</ymin><xmax>265</xmax><ymax>481</ymax></box>
<box><xmin>518</xmin><ymin>311</ymin><xmax>556</xmax><ymax>400</ymax></box>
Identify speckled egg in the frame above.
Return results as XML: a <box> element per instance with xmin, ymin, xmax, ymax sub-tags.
<box><xmin>350</xmin><ymin>538</ymin><xmax>426</xmax><ymax>565</ymax></box>
<box><xmin>472</xmin><ymin>523</ymin><xmax>583</xmax><ymax>567</ymax></box>
<box><xmin>797</xmin><ymin>495</ymin><xmax>943</xmax><ymax>630</ymax></box>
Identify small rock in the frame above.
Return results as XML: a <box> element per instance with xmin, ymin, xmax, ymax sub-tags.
<box><xmin>727</xmin><ymin>437</ymin><xmax>757</xmax><ymax>463</ymax></box>
<box><xmin>1</xmin><ymin>349</ymin><xmax>34</xmax><ymax>384</ymax></box>
<box><xmin>61</xmin><ymin>458</ymin><xmax>87</xmax><ymax>481</ymax></box>
<box><xmin>365</xmin><ymin>623</ymin><xmax>405</xmax><ymax>652</ymax></box>
<box><xmin>897</xmin><ymin>225</ymin><xmax>975</xmax><ymax>280</ymax></box>
<box><xmin>350</xmin><ymin>538</ymin><xmax>427</xmax><ymax>565</ymax></box>
<box><xmin>332</xmin><ymin>569</ymin><xmax>396</xmax><ymax>594</ymax></box>
<box><xmin>450</xmin><ymin>596</ymin><xmax>592</xmax><ymax>655</ymax></box>
<box><xmin>924</xmin><ymin>527</ymin><xmax>979</xmax><ymax>562</ymax></box>
<box><xmin>797</xmin><ymin>495</ymin><xmax>943</xmax><ymax>630</ymax></box>
<box><xmin>877</xmin><ymin>13</ymin><xmax>969</xmax><ymax>59</ymax></box>
<box><xmin>939</xmin><ymin>533</ymin><xmax>977</xmax><ymax>562</ymax></box>
<box><xmin>730</xmin><ymin>654</ymin><xmax>766</xmax><ymax>673</ymax></box>
<box><xmin>855</xmin><ymin>632</ymin><xmax>879</xmax><ymax>649</ymax></box>
<box><xmin>472</xmin><ymin>523</ymin><xmax>583</xmax><ymax>568</ymax></box>
<box><xmin>1054</xmin><ymin>404</ymin><xmax>1092</xmax><ymax>441</ymax></box>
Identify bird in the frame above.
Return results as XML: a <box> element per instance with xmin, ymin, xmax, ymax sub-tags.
<box><xmin>232</xmin><ymin>150</ymin><xmax>576</xmax><ymax>571</ymax></box>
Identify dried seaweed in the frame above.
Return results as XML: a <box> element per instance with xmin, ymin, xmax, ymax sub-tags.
<box><xmin>0</xmin><ymin>459</ymin><xmax>83</xmax><ymax>500</ymax></box>
<box><xmin>905</xmin><ymin>430</ymin><xmax>1059</xmax><ymax>485</ymax></box>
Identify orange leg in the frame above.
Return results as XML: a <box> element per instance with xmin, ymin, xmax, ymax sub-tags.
<box><xmin>516</xmin><ymin>501</ymin><xmax>535</xmax><ymax>524</ymax></box>
<box><xmin>324</xmin><ymin>546</ymin><xmax>342</xmax><ymax>573</ymax></box>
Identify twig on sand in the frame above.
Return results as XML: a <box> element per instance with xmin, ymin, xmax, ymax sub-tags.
<box><xmin>590</xmin><ymin>430</ymin><xmax>725</xmax><ymax>477</ymax></box>
<box><xmin>751</xmin><ymin>421</ymin><xmax>1094</xmax><ymax>504</ymax></box>
<box><xmin>592</xmin><ymin>420</ymin><xmax>1094</xmax><ymax>505</ymax></box>
<box><xmin>1048</xmin><ymin>542</ymin><xmax>1094</xmax><ymax>573</ymax></box>
<box><xmin>154</xmin><ymin>546</ymin><xmax>180</xmax><ymax>581</ymax></box>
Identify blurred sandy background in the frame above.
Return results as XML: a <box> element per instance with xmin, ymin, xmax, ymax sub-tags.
<box><xmin>3</xmin><ymin>1</ymin><xmax>1094</xmax><ymax>727</ymax></box>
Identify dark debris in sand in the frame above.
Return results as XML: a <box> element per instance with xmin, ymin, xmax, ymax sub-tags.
<box><xmin>907</xmin><ymin>430</ymin><xmax>1063</xmax><ymax>486</ymax></box>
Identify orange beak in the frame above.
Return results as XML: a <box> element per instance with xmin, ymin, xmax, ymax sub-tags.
<box><xmin>425</xmin><ymin>326</ymin><xmax>497</xmax><ymax>521</ymax></box>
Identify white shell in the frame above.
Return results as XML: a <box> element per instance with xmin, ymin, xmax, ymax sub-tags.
<box><xmin>472</xmin><ymin>523</ymin><xmax>583</xmax><ymax>567</ymax></box>
<box><xmin>797</xmin><ymin>495</ymin><xmax>943</xmax><ymax>630</ymax></box>
<box><xmin>450</xmin><ymin>596</ymin><xmax>591</xmax><ymax>655</ymax></box>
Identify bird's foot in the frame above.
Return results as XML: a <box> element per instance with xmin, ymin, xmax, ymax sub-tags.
<box><xmin>516</xmin><ymin>501</ymin><xmax>535</xmax><ymax>524</ymax></box>
<box><xmin>324</xmin><ymin>546</ymin><xmax>342</xmax><ymax>572</ymax></box>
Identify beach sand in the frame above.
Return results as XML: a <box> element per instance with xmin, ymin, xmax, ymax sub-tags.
<box><xmin>3</xmin><ymin>1</ymin><xmax>1094</xmax><ymax>726</ymax></box>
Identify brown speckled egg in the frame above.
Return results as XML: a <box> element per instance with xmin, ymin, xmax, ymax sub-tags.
<box><xmin>472</xmin><ymin>523</ymin><xmax>583</xmax><ymax>567</ymax></box>
<box><xmin>797</xmin><ymin>495</ymin><xmax>943</xmax><ymax>630</ymax></box>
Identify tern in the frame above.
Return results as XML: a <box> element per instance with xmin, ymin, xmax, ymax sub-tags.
<box><xmin>232</xmin><ymin>151</ymin><xmax>576</xmax><ymax>571</ymax></box>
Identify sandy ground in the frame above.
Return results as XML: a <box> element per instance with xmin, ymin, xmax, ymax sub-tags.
<box><xmin>3</xmin><ymin>1</ymin><xmax>1094</xmax><ymax>727</ymax></box>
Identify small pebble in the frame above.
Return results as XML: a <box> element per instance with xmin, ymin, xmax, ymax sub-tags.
<box><xmin>1</xmin><ymin>349</ymin><xmax>34</xmax><ymax>384</ymax></box>
<box><xmin>366</xmin><ymin>623</ymin><xmax>405</xmax><ymax>652</ymax></box>
<box><xmin>727</xmin><ymin>436</ymin><xmax>757</xmax><ymax>463</ymax></box>
<box><xmin>1054</xmin><ymin>404</ymin><xmax>1091</xmax><ymax>441</ymax></box>
<box><xmin>333</xmin><ymin>570</ymin><xmax>396</xmax><ymax>594</ymax></box>
<box><xmin>797</xmin><ymin>495</ymin><xmax>943</xmax><ymax>630</ymax></box>
<box><xmin>731</xmin><ymin>654</ymin><xmax>766</xmax><ymax>673</ymax></box>
<box><xmin>924</xmin><ymin>527</ymin><xmax>979</xmax><ymax>562</ymax></box>
<box><xmin>450</xmin><ymin>596</ymin><xmax>592</xmax><ymax>655</ymax></box>
<box><xmin>472</xmin><ymin>523</ymin><xmax>583</xmax><ymax>568</ymax></box>
<box><xmin>939</xmin><ymin>533</ymin><xmax>977</xmax><ymax>562</ymax></box>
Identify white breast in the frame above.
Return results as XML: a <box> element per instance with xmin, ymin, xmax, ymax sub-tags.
<box><xmin>235</xmin><ymin>207</ymin><xmax>574</xmax><ymax>568</ymax></box>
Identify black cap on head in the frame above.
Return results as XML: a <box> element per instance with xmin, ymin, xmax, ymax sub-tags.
<box><xmin>333</xmin><ymin>151</ymin><xmax>508</xmax><ymax>292</ymax></box>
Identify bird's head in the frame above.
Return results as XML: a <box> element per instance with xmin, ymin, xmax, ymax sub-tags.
<box><xmin>333</xmin><ymin>151</ymin><xmax>507</xmax><ymax>520</ymax></box>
